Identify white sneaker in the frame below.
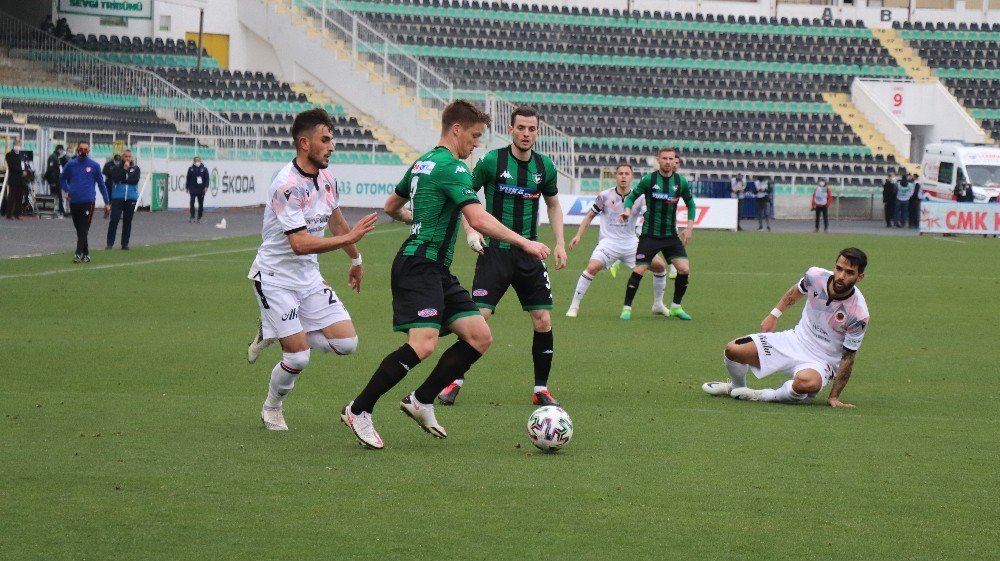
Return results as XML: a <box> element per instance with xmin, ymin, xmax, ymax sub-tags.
<box><xmin>651</xmin><ymin>303</ymin><xmax>669</xmax><ymax>316</ymax></box>
<box><xmin>341</xmin><ymin>402</ymin><xmax>384</xmax><ymax>449</ymax></box>
<box><xmin>247</xmin><ymin>320</ymin><xmax>276</xmax><ymax>364</ymax></box>
<box><xmin>730</xmin><ymin>387</ymin><xmax>763</xmax><ymax>401</ymax></box>
<box><xmin>566</xmin><ymin>306</ymin><xmax>579</xmax><ymax>318</ymax></box>
<box><xmin>400</xmin><ymin>392</ymin><xmax>447</xmax><ymax>438</ymax></box>
<box><xmin>701</xmin><ymin>381</ymin><xmax>733</xmax><ymax>396</ymax></box>
<box><xmin>261</xmin><ymin>404</ymin><xmax>288</xmax><ymax>431</ymax></box>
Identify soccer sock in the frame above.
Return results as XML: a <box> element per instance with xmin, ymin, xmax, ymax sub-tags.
<box><xmin>264</xmin><ymin>350</ymin><xmax>310</xmax><ymax>408</ymax></box>
<box><xmin>414</xmin><ymin>340</ymin><xmax>483</xmax><ymax>404</ymax></box>
<box><xmin>760</xmin><ymin>379</ymin><xmax>808</xmax><ymax>403</ymax></box>
<box><xmin>652</xmin><ymin>272</ymin><xmax>667</xmax><ymax>305</ymax></box>
<box><xmin>672</xmin><ymin>274</ymin><xmax>689</xmax><ymax>306</ymax></box>
<box><xmin>351</xmin><ymin>344</ymin><xmax>421</xmax><ymax>415</ymax></box>
<box><xmin>531</xmin><ymin>330</ymin><xmax>554</xmax><ymax>387</ymax></box>
<box><xmin>624</xmin><ymin>272</ymin><xmax>643</xmax><ymax>307</ymax></box>
<box><xmin>572</xmin><ymin>272</ymin><xmax>593</xmax><ymax>305</ymax></box>
<box><xmin>724</xmin><ymin>354</ymin><xmax>748</xmax><ymax>388</ymax></box>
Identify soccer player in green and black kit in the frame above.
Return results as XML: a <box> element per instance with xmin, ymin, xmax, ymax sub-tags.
<box><xmin>618</xmin><ymin>147</ymin><xmax>696</xmax><ymax>321</ymax></box>
<box><xmin>341</xmin><ymin>100</ymin><xmax>550</xmax><ymax>450</ymax></box>
<box><xmin>437</xmin><ymin>106</ymin><xmax>568</xmax><ymax>407</ymax></box>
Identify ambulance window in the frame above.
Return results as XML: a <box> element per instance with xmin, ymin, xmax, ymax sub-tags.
<box><xmin>937</xmin><ymin>162</ymin><xmax>953</xmax><ymax>184</ymax></box>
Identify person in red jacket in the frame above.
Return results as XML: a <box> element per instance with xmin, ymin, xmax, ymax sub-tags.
<box><xmin>810</xmin><ymin>180</ymin><xmax>832</xmax><ymax>233</ymax></box>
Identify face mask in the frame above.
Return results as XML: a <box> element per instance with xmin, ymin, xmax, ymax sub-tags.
<box><xmin>79</xmin><ymin>150</ymin><xmax>89</xmax><ymax>158</ymax></box>
<box><xmin>57</xmin><ymin>150</ymin><xmax>64</xmax><ymax>156</ymax></box>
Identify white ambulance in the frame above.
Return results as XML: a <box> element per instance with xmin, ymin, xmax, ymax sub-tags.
<box><xmin>921</xmin><ymin>142</ymin><xmax>1000</xmax><ymax>203</ymax></box>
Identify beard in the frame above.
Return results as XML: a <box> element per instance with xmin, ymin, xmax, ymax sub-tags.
<box><xmin>308</xmin><ymin>152</ymin><xmax>330</xmax><ymax>170</ymax></box>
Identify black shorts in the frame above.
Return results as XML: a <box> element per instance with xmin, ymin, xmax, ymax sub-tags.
<box><xmin>391</xmin><ymin>254</ymin><xmax>481</xmax><ymax>332</ymax></box>
<box><xmin>471</xmin><ymin>246</ymin><xmax>552</xmax><ymax>312</ymax></box>
<box><xmin>635</xmin><ymin>234</ymin><xmax>687</xmax><ymax>265</ymax></box>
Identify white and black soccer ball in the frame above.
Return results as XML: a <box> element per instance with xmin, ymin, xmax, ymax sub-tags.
<box><xmin>526</xmin><ymin>406</ymin><xmax>573</xmax><ymax>452</ymax></box>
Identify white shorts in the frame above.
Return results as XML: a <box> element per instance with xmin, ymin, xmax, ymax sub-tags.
<box><xmin>748</xmin><ymin>330</ymin><xmax>836</xmax><ymax>390</ymax></box>
<box><xmin>589</xmin><ymin>237</ymin><xmax>638</xmax><ymax>270</ymax></box>
<box><xmin>252</xmin><ymin>280</ymin><xmax>351</xmax><ymax>340</ymax></box>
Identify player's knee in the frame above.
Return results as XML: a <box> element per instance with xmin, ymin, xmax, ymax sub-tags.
<box><xmin>282</xmin><ymin>349</ymin><xmax>310</xmax><ymax>372</ymax></box>
<box><xmin>328</xmin><ymin>336</ymin><xmax>358</xmax><ymax>355</ymax></box>
<box><xmin>649</xmin><ymin>260</ymin><xmax>666</xmax><ymax>273</ymax></box>
<box><xmin>792</xmin><ymin>371</ymin><xmax>822</xmax><ymax>394</ymax></box>
<box><xmin>531</xmin><ymin>315</ymin><xmax>551</xmax><ymax>332</ymax></box>
<box><xmin>675</xmin><ymin>261</ymin><xmax>690</xmax><ymax>274</ymax></box>
<box><xmin>725</xmin><ymin>339</ymin><xmax>750</xmax><ymax>362</ymax></box>
<box><xmin>464</xmin><ymin>327</ymin><xmax>493</xmax><ymax>353</ymax></box>
<box><xmin>586</xmin><ymin>262</ymin><xmax>603</xmax><ymax>275</ymax></box>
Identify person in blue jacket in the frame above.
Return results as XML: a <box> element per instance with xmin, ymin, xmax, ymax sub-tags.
<box><xmin>60</xmin><ymin>141</ymin><xmax>110</xmax><ymax>263</ymax></box>
<box><xmin>186</xmin><ymin>156</ymin><xmax>210</xmax><ymax>223</ymax></box>
<box><xmin>106</xmin><ymin>149</ymin><xmax>140</xmax><ymax>250</ymax></box>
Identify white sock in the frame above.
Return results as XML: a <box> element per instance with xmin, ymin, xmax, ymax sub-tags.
<box><xmin>453</xmin><ymin>379</ymin><xmax>464</xmax><ymax>387</ymax></box>
<box><xmin>264</xmin><ymin>351</ymin><xmax>308</xmax><ymax>408</ymax></box>
<box><xmin>572</xmin><ymin>272</ymin><xmax>593</xmax><ymax>305</ymax></box>
<box><xmin>724</xmin><ymin>354</ymin><xmax>748</xmax><ymax>388</ymax></box>
<box><xmin>652</xmin><ymin>272</ymin><xmax>666</xmax><ymax>306</ymax></box>
<box><xmin>759</xmin><ymin>380</ymin><xmax>807</xmax><ymax>403</ymax></box>
<box><xmin>533</xmin><ymin>385</ymin><xmax>547</xmax><ymax>393</ymax></box>
<box><xmin>670</xmin><ymin>302</ymin><xmax>681</xmax><ymax>309</ymax></box>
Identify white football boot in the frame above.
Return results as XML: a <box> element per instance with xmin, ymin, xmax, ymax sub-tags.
<box><xmin>261</xmin><ymin>404</ymin><xmax>288</xmax><ymax>431</ymax></box>
<box><xmin>730</xmin><ymin>387</ymin><xmax>764</xmax><ymax>401</ymax></box>
<box><xmin>341</xmin><ymin>402</ymin><xmax>384</xmax><ymax>450</ymax></box>
<box><xmin>400</xmin><ymin>392</ymin><xmax>447</xmax><ymax>438</ymax></box>
<box><xmin>701</xmin><ymin>381</ymin><xmax>733</xmax><ymax>396</ymax></box>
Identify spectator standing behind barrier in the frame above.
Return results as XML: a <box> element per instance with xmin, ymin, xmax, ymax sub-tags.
<box><xmin>881</xmin><ymin>172</ymin><xmax>897</xmax><ymax>228</ymax></box>
<box><xmin>908</xmin><ymin>173</ymin><xmax>921</xmax><ymax>229</ymax></box>
<box><xmin>106</xmin><ymin>149</ymin><xmax>140</xmax><ymax>250</ymax></box>
<box><xmin>4</xmin><ymin>139</ymin><xmax>29</xmax><ymax>220</ymax></box>
<box><xmin>45</xmin><ymin>144</ymin><xmax>68</xmax><ymax>218</ymax></box>
<box><xmin>810</xmin><ymin>180</ymin><xmax>832</xmax><ymax>233</ymax></box>
<box><xmin>731</xmin><ymin>173</ymin><xmax>745</xmax><ymax>231</ymax></box>
<box><xmin>61</xmin><ymin>141</ymin><xmax>110</xmax><ymax>263</ymax></box>
<box><xmin>954</xmin><ymin>180</ymin><xmax>974</xmax><ymax>203</ymax></box>
<box><xmin>755</xmin><ymin>177</ymin><xmax>772</xmax><ymax>231</ymax></box>
<box><xmin>894</xmin><ymin>173</ymin><xmax>913</xmax><ymax>228</ymax></box>
<box><xmin>186</xmin><ymin>156</ymin><xmax>209</xmax><ymax>223</ymax></box>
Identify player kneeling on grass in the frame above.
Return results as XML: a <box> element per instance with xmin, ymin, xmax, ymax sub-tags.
<box><xmin>246</xmin><ymin>108</ymin><xmax>378</xmax><ymax>431</ymax></box>
<box><xmin>702</xmin><ymin>247</ymin><xmax>869</xmax><ymax>407</ymax></box>
<box><xmin>566</xmin><ymin>162</ymin><xmax>669</xmax><ymax>318</ymax></box>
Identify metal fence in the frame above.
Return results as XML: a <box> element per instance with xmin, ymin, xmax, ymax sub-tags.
<box><xmin>0</xmin><ymin>10</ymin><xmax>261</xmax><ymax>158</ymax></box>
<box><xmin>297</xmin><ymin>0</ymin><xmax>453</xmax><ymax>111</ymax></box>
<box><xmin>485</xmin><ymin>93</ymin><xmax>577</xmax><ymax>182</ymax></box>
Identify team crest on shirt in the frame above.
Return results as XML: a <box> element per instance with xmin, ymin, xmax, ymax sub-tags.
<box><xmin>533</xmin><ymin>173</ymin><xmax>542</xmax><ymax>184</ymax></box>
<box><xmin>85</xmin><ymin>166</ymin><xmax>92</xmax><ymax>172</ymax></box>
<box><xmin>417</xmin><ymin>308</ymin><xmax>438</xmax><ymax>318</ymax></box>
<box><xmin>834</xmin><ymin>310</ymin><xmax>846</xmax><ymax>322</ymax></box>
<box><xmin>324</xmin><ymin>182</ymin><xmax>332</xmax><ymax>193</ymax></box>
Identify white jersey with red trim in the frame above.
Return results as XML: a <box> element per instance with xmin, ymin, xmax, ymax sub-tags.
<box><xmin>793</xmin><ymin>266</ymin><xmax>870</xmax><ymax>366</ymax></box>
<box><xmin>248</xmin><ymin>160</ymin><xmax>340</xmax><ymax>291</ymax></box>
<box><xmin>591</xmin><ymin>187</ymin><xmax>644</xmax><ymax>243</ymax></box>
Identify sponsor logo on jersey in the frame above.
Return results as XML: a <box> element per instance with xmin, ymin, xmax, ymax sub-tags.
<box><xmin>472</xmin><ymin>289</ymin><xmax>488</xmax><ymax>297</ymax></box>
<box><xmin>758</xmin><ymin>334</ymin><xmax>773</xmax><ymax>356</ymax></box>
<box><xmin>410</xmin><ymin>222</ymin><xmax>422</xmax><ymax>236</ymax></box>
<box><xmin>417</xmin><ymin>308</ymin><xmax>438</xmax><ymax>318</ymax></box>
<box><xmin>455</xmin><ymin>165</ymin><xmax>469</xmax><ymax>174</ymax></box>
<box><xmin>500</xmin><ymin>170</ymin><xmax>513</xmax><ymax>180</ymax></box>
<box><xmin>412</xmin><ymin>161</ymin><xmax>436</xmax><ymax>175</ymax></box>
<box><xmin>497</xmin><ymin>183</ymin><xmax>540</xmax><ymax>199</ymax></box>
<box><xmin>283</xmin><ymin>189</ymin><xmax>292</xmax><ymax>200</ymax></box>
<box><xmin>281</xmin><ymin>308</ymin><xmax>299</xmax><ymax>321</ymax></box>
<box><xmin>651</xmin><ymin>192</ymin><xmax>678</xmax><ymax>202</ymax></box>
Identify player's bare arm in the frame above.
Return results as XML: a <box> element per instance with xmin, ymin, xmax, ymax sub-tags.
<box><xmin>569</xmin><ymin>211</ymin><xmax>597</xmax><ymax>249</ymax></box>
<box><xmin>327</xmin><ymin>208</ymin><xmax>365</xmax><ymax>292</ymax></box>
<box><xmin>287</xmin><ymin>212</ymin><xmax>377</xmax><ymax>256</ymax></box>
<box><xmin>827</xmin><ymin>349</ymin><xmax>857</xmax><ymax>408</ymax></box>
<box><xmin>383</xmin><ymin>192</ymin><xmax>413</xmax><ymax>224</ymax></box>
<box><xmin>544</xmin><ymin>194</ymin><xmax>567</xmax><ymax>269</ymax></box>
<box><xmin>463</xmin><ymin>204</ymin><xmax>550</xmax><ymax>260</ymax></box>
<box><xmin>760</xmin><ymin>284</ymin><xmax>804</xmax><ymax>332</ymax></box>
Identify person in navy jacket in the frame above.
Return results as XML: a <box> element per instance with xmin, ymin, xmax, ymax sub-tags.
<box><xmin>60</xmin><ymin>141</ymin><xmax>110</xmax><ymax>263</ymax></box>
<box><xmin>186</xmin><ymin>156</ymin><xmax>210</xmax><ymax>222</ymax></box>
<box><xmin>106</xmin><ymin>149</ymin><xmax>140</xmax><ymax>250</ymax></box>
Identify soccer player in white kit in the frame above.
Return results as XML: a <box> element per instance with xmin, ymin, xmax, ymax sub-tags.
<box><xmin>246</xmin><ymin>108</ymin><xmax>378</xmax><ymax>430</ymax></box>
<box><xmin>702</xmin><ymin>248</ymin><xmax>870</xmax><ymax>407</ymax></box>
<box><xmin>565</xmin><ymin>162</ymin><xmax>668</xmax><ymax>317</ymax></box>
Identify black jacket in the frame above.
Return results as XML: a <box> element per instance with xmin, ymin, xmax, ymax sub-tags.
<box><xmin>882</xmin><ymin>179</ymin><xmax>897</xmax><ymax>203</ymax></box>
<box><xmin>45</xmin><ymin>152</ymin><xmax>63</xmax><ymax>184</ymax></box>
<box><xmin>5</xmin><ymin>150</ymin><xmax>28</xmax><ymax>187</ymax></box>
<box><xmin>186</xmin><ymin>164</ymin><xmax>210</xmax><ymax>194</ymax></box>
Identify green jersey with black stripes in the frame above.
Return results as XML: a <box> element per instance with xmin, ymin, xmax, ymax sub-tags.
<box><xmin>472</xmin><ymin>146</ymin><xmax>558</xmax><ymax>249</ymax></box>
<box><xmin>393</xmin><ymin>146</ymin><xmax>481</xmax><ymax>267</ymax></box>
<box><xmin>624</xmin><ymin>171</ymin><xmax>696</xmax><ymax>238</ymax></box>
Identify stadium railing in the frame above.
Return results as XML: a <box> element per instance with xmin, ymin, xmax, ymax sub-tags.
<box><xmin>484</xmin><ymin>92</ymin><xmax>577</xmax><ymax>183</ymax></box>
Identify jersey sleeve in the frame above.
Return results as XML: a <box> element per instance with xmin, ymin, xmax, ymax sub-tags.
<box><xmin>440</xmin><ymin>163</ymin><xmax>481</xmax><ymax>208</ymax></box>
<box><xmin>394</xmin><ymin>167</ymin><xmax>413</xmax><ymax>199</ymax></box>
<box><xmin>624</xmin><ymin>176</ymin><xmax>648</xmax><ymax>209</ymax></box>
<box><xmin>843</xmin><ymin>316</ymin><xmax>869</xmax><ymax>351</ymax></box>
<box><xmin>797</xmin><ymin>266</ymin><xmax>825</xmax><ymax>294</ymax></box>
<box><xmin>591</xmin><ymin>191</ymin><xmax>607</xmax><ymax>214</ymax></box>
<box><xmin>680</xmin><ymin>176</ymin><xmax>696</xmax><ymax>220</ymax></box>
<box><xmin>542</xmin><ymin>157</ymin><xmax>558</xmax><ymax>197</ymax></box>
<box><xmin>471</xmin><ymin>151</ymin><xmax>494</xmax><ymax>193</ymax></box>
<box><xmin>272</xmin><ymin>184</ymin><xmax>309</xmax><ymax>234</ymax></box>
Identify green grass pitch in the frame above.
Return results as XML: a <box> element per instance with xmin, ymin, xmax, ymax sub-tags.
<box><xmin>2</xmin><ymin>224</ymin><xmax>998</xmax><ymax>560</ymax></box>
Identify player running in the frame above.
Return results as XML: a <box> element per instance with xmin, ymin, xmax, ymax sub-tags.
<box><xmin>618</xmin><ymin>147</ymin><xmax>695</xmax><ymax>321</ymax></box>
<box><xmin>437</xmin><ymin>106</ymin><xmax>566</xmax><ymax>407</ymax></box>
<box><xmin>565</xmin><ymin>162</ymin><xmax>669</xmax><ymax>317</ymax></box>
<box><xmin>341</xmin><ymin>100</ymin><xmax>550</xmax><ymax>449</ymax></box>
<box><xmin>702</xmin><ymin>247</ymin><xmax>870</xmax><ymax>407</ymax></box>
<box><xmin>246</xmin><ymin>108</ymin><xmax>378</xmax><ymax>431</ymax></box>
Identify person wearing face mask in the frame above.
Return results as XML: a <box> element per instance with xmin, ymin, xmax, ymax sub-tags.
<box><xmin>106</xmin><ymin>149</ymin><xmax>140</xmax><ymax>250</ymax></box>
<box><xmin>60</xmin><ymin>141</ymin><xmax>110</xmax><ymax>263</ymax></box>
<box><xmin>811</xmin><ymin>179</ymin><xmax>832</xmax><ymax>233</ymax></box>
<box><xmin>45</xmin><ymin>144</ymin><xmax>68</xmax><ymax>218</ymax></box>
<box><xmin>4</xmin><ymin>139</ymin><xmax>30</xmax><ymax>220</ymax></box>
<box><xmin>186</xmin><ymin>156</ymin><xmax>210</xmax><ymax>223</ymax></box>
<box><xmin>103</xmin><ymin>154</ymin><xmax>120</xmax><ymax>195</ymax></box>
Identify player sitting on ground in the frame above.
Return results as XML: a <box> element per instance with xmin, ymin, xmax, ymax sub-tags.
<box><xmin>566</xmin><ymin>162</ymin><xmax>668</xmax><ymax>317</ymax></box>
<box><xmin>702</xmin><ymin>247</ymin><xmax>870</xmax><ymax>407</ymax></box>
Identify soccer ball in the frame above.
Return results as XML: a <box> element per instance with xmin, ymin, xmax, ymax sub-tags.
<box><xmin>526</xmin><ymin>406</ymin><xmax>573</xmax><ymax>452</ymax></box>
